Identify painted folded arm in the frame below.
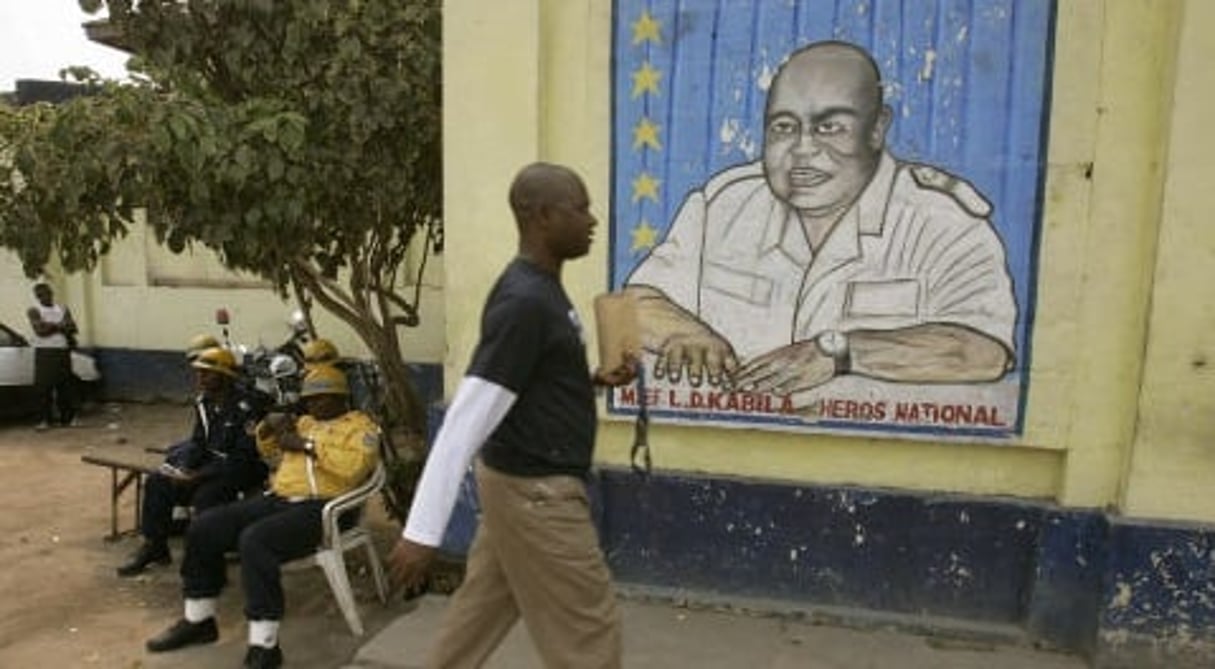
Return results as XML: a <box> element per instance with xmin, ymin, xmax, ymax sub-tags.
<box><xmin>621</xmin><ymin>285</ymin><xmax>738</xmax><ymax>387</ymax></box>
<box><xmin>624</xmin><ymin>191</ymin><xmax>739</xmax><ymax>387</ymax></box>
<box><xmin>738</xmin><ymin>219</ymin><xmax>1016</xmax><ymax>393</ymax></box>
<box><xmin>857</xmin><ymin>218</ymin><xmax>1017</xmax><ymax>382</ymax></box>
<box><xmin>848</xmin><ymin>323</ymin><xmax>1011</xmax><ymax>382</ymax></box>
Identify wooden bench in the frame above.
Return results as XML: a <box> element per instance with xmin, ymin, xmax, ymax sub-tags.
<box><xmin>80</xmin><ymin>452</ymin><xmax>161</xmax><ymax>541</ymax></box>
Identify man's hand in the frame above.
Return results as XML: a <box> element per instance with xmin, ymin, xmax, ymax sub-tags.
<box><xmin>734</xmin><ymin>340</ymin><xmax>835</xmax><ymax>395</ymax></box>
<box><xmin>388</xmin><ymin>538</ymin><xmax>437</xmax><ymax>597</ymax></box>
<box><xmin>277</xmin><ymin>432</ymin><xmax>310</xmax><ymax>453</ymax></box>
<box><xmin>256</xmin><ymin>412</ymin><xmax>294</xmax><ymax>440</ymax></box>
<box><xmin>655</xmin><ymin>331</ymin><xmax>739</xmax><ymax>388</ymax></box>
<box><xmin>593</xmin><ymin>354</ymin><xmax>639</xmax><ymax>387</ymax></box>
<box><xmin>159</xmin><ymin>463</ymin><xmax>197</xmax><ymax>484</ymax></box>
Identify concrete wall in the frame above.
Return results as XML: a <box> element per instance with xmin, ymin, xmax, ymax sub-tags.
<box><xmin>442</xmin><ymin>0</ymin><xmax>1197</xmax><ymax>509</ymax></box>
<box><xmin>1122</xmin><ymin>0</ymin><xmax>1215</xmax><ymax>524</ymax></box>
<box><xmin>440</xmin><ymin>0</ymin><xmax>1215</xmax><ymax>664</ymax></box>
<box><xmin>4</xmin><ymin>0</ymin><xmax>1210</xmax><ymax>662</ymax></box>
<box><xmin>1</xmin><ymin>207</ymin><xmax>446</xmax><ymax>391</ymax></box>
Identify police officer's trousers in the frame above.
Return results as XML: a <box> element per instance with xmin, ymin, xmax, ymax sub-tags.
<box><xmin>180</xmin><ymin>495</ymin><xmax>324</xmax><ymax>621</ymax></box>
<box><xmin>141</xmin><ymin>473</ymin><xmax>245</xmax><ymax>543</ymax></box>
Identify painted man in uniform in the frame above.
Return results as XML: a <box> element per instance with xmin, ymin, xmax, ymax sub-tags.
<box><xmin>624</xmin><ymin>41</ymin><xmax>1017</xmax><ymax>398</ymax></box>
<box><xmin>388</xmin><ymin>163</ymin><xmax>637</xmax><ymax>668</ymax></box>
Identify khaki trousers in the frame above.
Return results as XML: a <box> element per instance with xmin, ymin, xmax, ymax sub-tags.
<box><xmin>427</xmin><ymin>460</ymin><xmax>622</xmax><ymax>669</ymax></box>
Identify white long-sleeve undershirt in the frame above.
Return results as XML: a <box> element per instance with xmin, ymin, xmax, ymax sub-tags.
<box><xmin>401</xmin><ymin>376</ymin><xmax>516</xmax><ymax>546</ymax></box>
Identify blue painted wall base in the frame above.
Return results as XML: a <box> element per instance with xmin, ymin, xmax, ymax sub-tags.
<box><xmin>423</xmin><ymin>400</ymin><xmax>1213</xmax><ymax>668</ymax></box>
<box><xmin>593</xmin><ymin>470</ymin><xmax>1215</xmax><ymax>667</ymax></box>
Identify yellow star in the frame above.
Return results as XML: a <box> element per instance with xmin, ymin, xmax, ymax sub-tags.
<box><xmin>632</xmin><ymin>11</ymin><xmax>662</xmax><ymax>46</ymax></box>
<box><xmin>631</xmin><ymin>172</ymin><xmax>660</xmax><ymax>203</ymax></box>
<box><xmin>632</xmin><ymin>118</ymin><xmax>662</xmax><ymax>152</ymax></box>
<box><xmin>631</xmin><ymin>220</ymin><xmax>659</xmax><ymax>252</ymax></box>
<box><xmin>631</xmin><ymin>62</ymin><xmax>662</xmax><ymax>98</ymax></box>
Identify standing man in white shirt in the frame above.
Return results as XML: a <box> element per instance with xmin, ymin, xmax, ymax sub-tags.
<box><xmin>27</xmin><ymin>282</ymin><xmax>79</xmax><ymax>430</ymax></box>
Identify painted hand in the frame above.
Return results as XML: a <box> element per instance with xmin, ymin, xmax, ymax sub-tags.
<box><xmin>655</xmin><ymin>331</ymin><xmax>739</xmax><ymax>388</ymax></box>
<box><xmin>735</xmin><ymin>340</ymin><xmax>835</xmax><ymax>395</ymax></box>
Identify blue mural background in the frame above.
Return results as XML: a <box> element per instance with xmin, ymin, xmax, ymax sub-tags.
<box><xmin>611</xmin><ymin>0</ymin><xmax>1056</xmax><ymax>370</ymax></box>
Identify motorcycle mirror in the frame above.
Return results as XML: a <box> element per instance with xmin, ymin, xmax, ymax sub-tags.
<box><xmin>215</xmin><ymin>308</ymin><xmax>230</xmax><ymax>325</ymax></box>
<box><xmin>289</xmin><ymin>309</ymin><xmax>308</xmax><ymax>333</ymax></box>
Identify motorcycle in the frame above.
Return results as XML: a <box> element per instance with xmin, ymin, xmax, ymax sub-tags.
<box><xmin>214</xmin><ymin>308</ymin><xmax>312</xmax><ymax>415</ymax></box>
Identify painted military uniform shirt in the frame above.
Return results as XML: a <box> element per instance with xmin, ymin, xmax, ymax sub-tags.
<box><xmin>627</xmin><ymin>152</ymin><xmax>1017</xmax><ymax>361</ymax></box>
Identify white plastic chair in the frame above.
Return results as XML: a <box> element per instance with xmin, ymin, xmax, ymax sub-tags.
<box><xmin>310</xmin><ymin>461</ymin><xmax>389</xmax><ymax>636</ymax></box>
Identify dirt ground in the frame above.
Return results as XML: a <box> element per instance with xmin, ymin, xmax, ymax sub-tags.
<box><xmin>0</xmin><ymin>402</ymin><xmax>419</xmax><ymax>669</ymax></box>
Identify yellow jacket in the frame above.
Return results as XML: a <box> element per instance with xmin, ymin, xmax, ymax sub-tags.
<box><xmin>256</xmin><ymin>410</ymin><xmax>380</xmax><ymax>499</ymax></box>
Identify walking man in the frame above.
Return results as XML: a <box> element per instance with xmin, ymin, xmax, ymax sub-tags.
<box><xmin>388</xmin><ymin>162</ymin><xmax>637</xmax><ymax>668</ymax></box>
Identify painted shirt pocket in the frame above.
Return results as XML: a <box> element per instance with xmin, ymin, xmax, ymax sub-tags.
<box><xmin>702</xmin><ymin>260</ymin><xmax>775</xmax><ymax>307</ymax></box>
<box><xmin>844</xmin><ymin>279</ymin><xmax>921</xmax><ymax>318</ymax></box>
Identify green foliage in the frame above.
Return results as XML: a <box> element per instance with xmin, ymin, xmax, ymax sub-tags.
<box><xmin>0</xmin><ymin>1</ymin><xmax>441</xmax><ymax>521</ymax></box>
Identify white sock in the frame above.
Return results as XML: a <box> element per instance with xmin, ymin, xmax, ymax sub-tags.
<box><xmin>249</xmin><ymin>619</ymin><xmax>280</xmax><ymax>648</ymax></box>
<box><xmin>184</xmin><ymin>597</ymin><xmax>217</xmax><ymax>623</ymax></box>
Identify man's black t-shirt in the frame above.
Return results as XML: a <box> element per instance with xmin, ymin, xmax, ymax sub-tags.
<box><xmin>473</xmin><ymin>258</ymin><xmax>597</xmax><ymax>478</ymax></box>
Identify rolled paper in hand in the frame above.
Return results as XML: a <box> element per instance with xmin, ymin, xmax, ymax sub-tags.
<box><xmin>593</xmin><ymin>291</ymin><xmax>640</xmax><ymax>372</ymax></box>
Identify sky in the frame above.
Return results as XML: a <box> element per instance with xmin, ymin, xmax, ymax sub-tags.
<box><xmin>0</xmin><ymin>2</ymin><xmax>129</xmax><ymax>91</ymax></box>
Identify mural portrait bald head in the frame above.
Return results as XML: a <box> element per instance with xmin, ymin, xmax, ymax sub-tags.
<box><xmin>763</xmin><ymin>41</ymin><xmax>892</xmax><ymax>224</ymax></box>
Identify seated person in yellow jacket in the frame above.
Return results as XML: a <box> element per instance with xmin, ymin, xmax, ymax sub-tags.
<box><xmin>145</xmin><ymin>364</ymin><xmax>380</xmax><ymax>669</ymax></box>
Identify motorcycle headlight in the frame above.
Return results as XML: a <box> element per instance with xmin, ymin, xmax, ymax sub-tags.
<box><xmin>269</xmin><ymin>354</ymin><xmax>299</xmax><ymax>379</ymax></box>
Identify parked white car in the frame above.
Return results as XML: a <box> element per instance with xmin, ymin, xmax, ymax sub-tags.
<box><xmin>0</xmin><ymin>321</ymin><xmax>101</xmax><ymax>418</ymax></box>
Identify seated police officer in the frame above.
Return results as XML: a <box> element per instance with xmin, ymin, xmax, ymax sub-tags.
<box><xmin>118</xmin><ymin>347</ymin><xmax>268</xmax><ymax>576</ymax></box>
<box><xmin>145</xmin><ymin>364</ymin><xmax>380</xmax><ymax>669</ymax></box>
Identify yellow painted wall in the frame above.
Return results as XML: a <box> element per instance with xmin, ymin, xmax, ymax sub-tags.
<box><xmin>1121</xmin><ymin>0</ymin><xmax>1215</xmax><ymax>522</ymax></box>
<box><xmin>442</xmin><ymin>0</ymin><xmax>1210</xmax><ymax>518</ymax></box>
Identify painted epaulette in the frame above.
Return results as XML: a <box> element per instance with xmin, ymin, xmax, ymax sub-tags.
<box><xmin>908</xmin><ymin>164</ymin><xmax>992</xmax><ymax>219</ymax></box>
<box><xmin>703</xmin><ymin>161</ymin><xmax>766</xmax><ymax>202</ymax></box>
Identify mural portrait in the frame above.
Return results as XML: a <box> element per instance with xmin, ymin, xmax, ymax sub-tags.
<box><xmin>610</xmin><ymin>0</ymin><xmax>1056</xmax><ymax>438</ymax></box>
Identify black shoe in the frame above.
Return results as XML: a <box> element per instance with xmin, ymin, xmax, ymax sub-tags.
<box><xmin>244</xmin><ymin>644</ymin><xmax>283</xmax><ymax>669</ymax></box>
<box><xmin>117</xmin><ymin>541</ymin><xmax>171</xmax><ymax>577</ymax></box>
<box><xmin>145</xmin><ymin>617</ymin><xmax>219</xmax><ymax>652</ymax></box>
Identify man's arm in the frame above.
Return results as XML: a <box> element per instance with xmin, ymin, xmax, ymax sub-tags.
<box><xmin>736</xmin><ymin>324</ymin><xmax>1010</xmax><ymax>396</ymax></box>
<box><xmin>388</xmin><ymin>377</ymin><xmax>516</xmax><ymax>590</ymax></box>
<box><xmin>61</xmin><ymin>308</ymin><xmax>78</xmax><ymax>346</ymax></box>
<box><xmin>850</xmin><ymin>324</ymin><xmax>1010</xmax><ymax>381</ymax></box>
<box><xmin>26</xmin><ymin>306</ymin><xmax>57</xmax><ymax>338</ymax></box>
<box><xmin>59</xmin><ymin>308</ymin><xmax>78</xmax><ymax>334</ymax></box>
<box><xmin>309</xmin><ymin>414</ymin><xmax>379</xmax><ymax>491</ymax></box>
<box><xmin>194</xmin><ymin>412</ymin><xmax>260</xmax><ymax>480</ymax></box>
<box><xmin>255</xmin><ymin>412</ymin><xmax>293</xmax><ymax>459</ymax></box>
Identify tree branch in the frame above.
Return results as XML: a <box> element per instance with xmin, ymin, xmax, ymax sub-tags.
<box><xmin>290</xmin><ymin>257</ymin><xmax>362</xmax><ymax>323</ymax></box>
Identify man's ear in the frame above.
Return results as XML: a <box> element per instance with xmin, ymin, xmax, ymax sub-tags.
<box><xmin>534</xmin><ymin>202</ymin><xmax>556</xmax><ymax>232</ymax></box>
<box><xmin>869</xmin><ymin>104</ymin><xmax>893</xmax><ymax>150</ymax></box>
